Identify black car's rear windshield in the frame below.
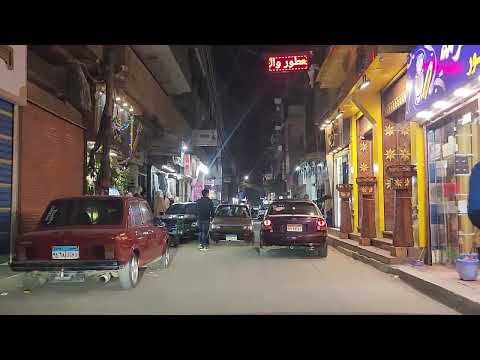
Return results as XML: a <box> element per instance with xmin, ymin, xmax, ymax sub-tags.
<box><xmin>165</xmin><ymin>203</ymin><xmax>197</xmax><ymax>215</ymax></box>
<box><xmin>215</xmin><ymin>205</ymin><xmax>250</xmax><ymax>218</ymax></box>
<box><xmin>41</xmin><ymin>198</ymin><xmax>123</xmax><ymax>226</ymax></box>
<box><xmin>268</xmin><ymin>202</ymin><xmax>319</xmax><ymax>216</ymax></box>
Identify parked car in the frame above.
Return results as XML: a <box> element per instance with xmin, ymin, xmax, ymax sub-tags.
<box><xmin>259</xmin><ymin>200</ymin><xmax>328</xmax><ymax>257</ymax></box>
<box><xmin>159</xmin><ymin>202</ymin><xmax>198</xmax><ymax>246</ymax></box>
<box><xmin>10</xmin><ymin>196</ymin><xmax>170</xmax><ymax>289</ymax></box>
<box><xmin>210</xmin><ymin>204</ymin><xmax>254</xmax><ymax>245</ymax></box>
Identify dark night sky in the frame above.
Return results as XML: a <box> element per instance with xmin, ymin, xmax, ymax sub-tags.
<box><xmin>212</xmin><ymin>45</ymin><xmax>313</xmax><ymax>183</ymax></box>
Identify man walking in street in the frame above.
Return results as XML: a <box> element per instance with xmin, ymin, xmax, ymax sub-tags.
<box><xmin>196</xmin><ymin>188</ymin><xmax>215</xmax><ymax>251</ymax></box>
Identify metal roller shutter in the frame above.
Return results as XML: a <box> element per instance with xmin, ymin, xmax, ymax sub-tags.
<box><xmin>0</xmin><ymin>98</ymin><xmax>13</xmax><ymax>255</ymax></box>
<box><xmin>19</xmin><ymin>102</ymin><xmax>84</xmax><ymax>234</ymax></box>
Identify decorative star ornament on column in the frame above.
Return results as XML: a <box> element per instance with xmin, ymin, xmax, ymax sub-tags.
<box><xmin>400</xmin><ymin>127</ymin><xmax>410</xmax><ymax>137</ymax></box>
<box><xmin>359</xmin><ymin>141</ymin><xmax>368</xmax><ymax>152</ymax></box>
<box><xmin>385</xmin><ymin>148</ymin><xmax>396</xmax><ymax>161</ymax></box>
<box><xmin>394</xmin><ymin>178</ymin><xmax>404</xmax><ymax>188</ymax></box>
<box><xmin>384</xmin><ymin>124</ymin><xmax>395</xmax><ymax>136</ymax></box>
<box><xmin>385</xmin><ymin>178</ymin><xmax>393</xmax><ymax>189</ymax></box>
<box><xmin>359</xmin><ymin>162</ymin><xmax>369</xmax><ymax>173</ymax></box>
<box><xmin>399</xmin><ymin>148</ymin><xmax>411</xmax><ymax>162</ymax></box>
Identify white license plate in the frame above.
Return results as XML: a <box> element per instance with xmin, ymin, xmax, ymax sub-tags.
<box><xmin>287</xmin><ymin>224</ymin><xmax>303</xmax><ymax>232</ymax></box>
<box><xmin>226</xmin><ymin>234</ymin><xmax>238</xmax><ymax>241</ymax></box>
<box><xmin>52</xmin><ymin>246</ymin><xmax>80</xmax><ymax>260</ymax></box>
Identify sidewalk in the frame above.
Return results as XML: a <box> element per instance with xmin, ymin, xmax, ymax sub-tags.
<box><xmin>0</xmin><ymin>255</ymin><xmax>23</xmax><ymax>293</ymax></box>
<box><xmin>328</xmin><ymin>232</ymin><xmax>480</xmax><ymax>314</ymax></box>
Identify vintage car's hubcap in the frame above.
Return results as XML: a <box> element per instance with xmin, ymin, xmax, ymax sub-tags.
<box><xmin>131</xmin><ymin>256</ymin><xmax>138</xmax><ymax>283</ymax></box>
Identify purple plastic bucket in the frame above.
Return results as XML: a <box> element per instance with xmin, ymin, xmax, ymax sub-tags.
<box><xmin>456</xmin><ymin>254</ymin><xmax>479</xmax><ymax>281</ymax></box>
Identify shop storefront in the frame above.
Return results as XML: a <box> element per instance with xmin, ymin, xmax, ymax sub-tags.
<box><xmin>406</xmin><ymin>45</ymin><xmax>480</xmax><ymax>265</ymax></box>
<box><xmin>0</xmin><ymin>46</ymin><xmax>26</xmax><ymax>255</ymax></box>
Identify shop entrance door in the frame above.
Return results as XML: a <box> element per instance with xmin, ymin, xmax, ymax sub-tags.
<box><xmin>333</xmin><ymin>151</ymin><xmax>349</xmax><ymax>228</ymax></box>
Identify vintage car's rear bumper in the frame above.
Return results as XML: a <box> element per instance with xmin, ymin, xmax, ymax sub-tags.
<box><xmin>260</xmin><ymin>231</ymin><xmax>327</xmax><ymax>247</ymax></box>
<box><xmin>210</xmin><ymin>230</ymin><xmax>254</xmax><ymax>241</ymax></box>
<box><xmin>10</xmin><ymin>260</ymin><xmax>120</xmax><ymax>272</ymax></box>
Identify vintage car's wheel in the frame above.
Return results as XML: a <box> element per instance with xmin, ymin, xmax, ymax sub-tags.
<box><xmin>119</xmin><ymin>254</ymin><xmax>140</xmax><ymax>290</ymax></box>
<box><xmin>161</xmin><ymin>245</ymin><xmax>170</xmax><ymax>269</ymax></box>
<box><xmin>317</xmin><ymin>242</ymin><xmax>328</xmax><ymax>258</ymax></box>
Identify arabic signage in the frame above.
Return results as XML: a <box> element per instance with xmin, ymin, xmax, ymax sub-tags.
<box><xmin>192</xmin><ymin>129</ymin><xmax>218</xmax><ymax>147</ymax></box>
<box><xmin>267</xmin><ymin>53</ymin><xmax>310</xmax><ymax>73</ymax></box>
<box><xmin>405</xmin><ymin>45</ymin><xmax>480</xmax><ymax>121</ymax></box>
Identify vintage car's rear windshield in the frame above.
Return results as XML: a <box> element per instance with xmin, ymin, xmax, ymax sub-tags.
<box><xmin>41</xmin><ymin>198</ymin><xmax>123</xmax><ymax>226</ymax></box>
<box><xmin>215</xmin><ymin>205</ymin><xmax>250</xmax><ymax>218</ymax></box>
<box><xmin>268</xmin><ymin>202</ymin><xmax>319</xmax><ymax>216</ymax></box>
<box><xmin>166</xmin><ymin>203</ymin><xmax>197</xmax><ymax>215</ymax></box>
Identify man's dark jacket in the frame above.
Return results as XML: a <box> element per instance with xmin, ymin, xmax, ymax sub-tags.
<box><xmin>196</xmin><ymin>196</ymin><xmax>215</xmax><ymax>221</ymax></box>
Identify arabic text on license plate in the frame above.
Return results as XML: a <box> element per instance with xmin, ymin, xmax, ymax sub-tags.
<box><xmin>52</xmin><ymin>246</ymin><xmax>80</xmax><ymax>260</ymax></box>
<box><xmin>226</xmin><ymin>234</ymin><xmax>238</xmax><ymax>241</ymax></box>
<box><xmin>287</xmin><ymin>224</ymin><xmax>303</xmax><ymax>232</ymax></box>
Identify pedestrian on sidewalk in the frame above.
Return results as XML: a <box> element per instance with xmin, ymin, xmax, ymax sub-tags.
<box><xmin>154</xmin><ymin>190</ymin><xmax>169</xmax><ymax>217</ymax></box>
<box><xmin>196</xmin><ymin>188</ymin><xmax>215</xmax><ymax>251</ymax></box>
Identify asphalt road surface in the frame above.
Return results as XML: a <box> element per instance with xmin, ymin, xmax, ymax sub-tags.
<box><xmin>0</xmin><ymin>222</ymin><xmax>457</xmax><ymax>314</ymax></box>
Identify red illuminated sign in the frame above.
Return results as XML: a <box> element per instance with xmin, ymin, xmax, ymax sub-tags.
<box><xmin>267</xmin><ymin>54</ymin><xmax>310</xmax><ymax>73</ymax></box>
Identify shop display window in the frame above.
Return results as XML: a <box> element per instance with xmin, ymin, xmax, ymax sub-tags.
<box><xmin>427</xmin><ymin>101</ymin><xmax>479</xmax><ymax>265</ymax></box>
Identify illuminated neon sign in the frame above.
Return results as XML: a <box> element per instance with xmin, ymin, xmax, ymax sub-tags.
<box><xmin>267</xmin><ymin>53</ymin><xmax>310</xmax><ymax>73</ymax></box>
<box><xmin>405</xmin><ymin>45</ymin><xmax>480</xmax><ymax>120</ymax></box>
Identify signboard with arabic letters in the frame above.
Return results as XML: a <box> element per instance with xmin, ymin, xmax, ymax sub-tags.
<box><xmin>267</xmin><ymin>53</ymin><xmax>310</xmax><ymax>73</ymax></box>
<box><xmin>405</xmin><ymin>45</ymin><xmax>480</xmax><ymax>121</ymax></box>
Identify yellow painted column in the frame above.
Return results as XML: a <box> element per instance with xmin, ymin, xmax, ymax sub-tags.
<box><xmin>373</xmin><ymin>104</ymin><xmax>385</xmax><ymax>235</ymax></box>
<box><xmin>412</xmin><ymin>122</ymin><xmax>427</xmax><ymax>248</ymax></box>
<box><xmin>351</xmin><ymin>113</ymin><xmax>359</xmax><ymax>231</ymax></box>
<box><xmin>352</xmin><ymin>93</ymin><xmax>385</xmax><ymax>234</ymax></box>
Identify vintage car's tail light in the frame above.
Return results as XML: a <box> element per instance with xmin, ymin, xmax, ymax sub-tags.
<box><xmin>104</xmin><ymin>244</ymin><xmax>115</xmax><ymax>260</ymax></box>
<box><xmin>316</xmin><ymin>218</ymin><xmax>327</xmax><ymax>231</ymax></box>
<box><xmin>16</xmin><ymin>246</ymin><xmax>27</xmax><ymax>261</ymax></box>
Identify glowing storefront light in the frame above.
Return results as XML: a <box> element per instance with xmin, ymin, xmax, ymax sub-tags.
<box><xmin>453</xmin><ymin>87</ymin><xmax>474</xmax><ymax>97</ymax></box>
<box><xmin>433</xmin><ymin>100</ymin><xmax>451</xmax><ymax>109</ymax></box>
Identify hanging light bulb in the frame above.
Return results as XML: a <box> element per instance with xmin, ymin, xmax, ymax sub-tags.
<box><xmin>359</xmin><ymin>74</ymin><xmax>371</xmax><ymax>90</ymax></box>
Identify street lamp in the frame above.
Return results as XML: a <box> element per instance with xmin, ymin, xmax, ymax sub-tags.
<box><xmin>244</xmin><ymin>175</ymin><xmax>249</xmax><ymax>181</ymax></box>
<box><xmin>182</xmin><ymin>144</ymin><xmax>188</xmax><ymax>151</ymax></box>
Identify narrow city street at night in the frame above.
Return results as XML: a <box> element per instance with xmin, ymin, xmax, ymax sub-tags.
<box><xmin>2</xmin><ymin>43</ymin><xmax>480</xmax><ymax>317</ymax></box>
<box><xmin>0</xmin><ymin>224</ymin><xmax>456</xmax><ymax>315</ymax></box>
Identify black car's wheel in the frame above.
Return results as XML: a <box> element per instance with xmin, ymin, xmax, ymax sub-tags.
<box><xmin>119</xmin><ymin>253</ymin><xmax>140</xmax><ymax>290</ymax></box>
<box><xmin>317</xmin><ymin>242</ymin><xmax>328</xmax><ymax>258</ymax></box>
<box><xmin>169</xmin><ymin>235</ymin><xmax>180</xmax><ymax>247</ymax></box>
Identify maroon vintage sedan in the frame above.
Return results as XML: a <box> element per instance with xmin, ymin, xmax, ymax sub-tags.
<box><xmin>10</xmin><ymin>196</ymin><xmax>170</xmax><ymax>289</ymax></box>
<box><xmin>259</xmin><ymin>200</ymin><xmax>328</xmax><ymax>257</ymax></box>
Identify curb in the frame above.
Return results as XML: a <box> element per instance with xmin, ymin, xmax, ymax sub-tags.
<box><xmin>329</xmin><ymin>238</ymin><xmax>478</xmax><ymax>314</ymax></box>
